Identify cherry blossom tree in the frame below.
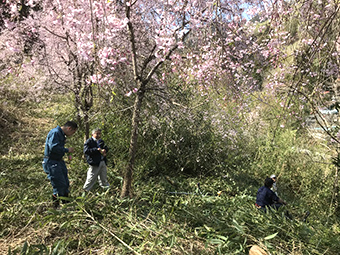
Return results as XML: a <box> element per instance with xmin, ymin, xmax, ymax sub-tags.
<box><xmin>0</xmin><ymin>0</ymin><xmax>278</xmax><ymax>197</ymax></box>
<box><xmin>117</xmin><ymin>0</ymin><xmax>269</xmax><ymax>197</ymax></box>
<box><xmin>1</xmin><ymin>0</ymin><xmax>127</xmax><ymax>139</ymax></box>
<box><xmin>6</xmin><ymin>0</ymin><xmax>337</xmax><ymax>199</ymax></box>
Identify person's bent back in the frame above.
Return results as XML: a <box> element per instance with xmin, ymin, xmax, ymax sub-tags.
<box><xmin>256</xmin><ymin>177</ymin><xmax>286</xmax><ymax>212</ymax></box>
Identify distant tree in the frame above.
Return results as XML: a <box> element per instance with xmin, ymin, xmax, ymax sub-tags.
<box><xmin>270</xmin><ymin>0</ymin><xmax>340</xmax><ymax>215</ymax></box>
<box><xmin>264</xmin><ymin>0</ymin><xmax>340</xmax><ymax>139</ymax></box>
<box><xmin>1</xmin><ymin>0</ymin><xmax>127</xmax><ymax>139</ymax></box>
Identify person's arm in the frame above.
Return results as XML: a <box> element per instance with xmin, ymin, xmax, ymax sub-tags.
<box><xmin>103</xmin><ymin>143</ymin><xmax>109</xmax><ymax>153</ymax></box>
<box><xmin>97</xmin><ymin>139</ymin><xmax>108</xmax><ymax>156</ymax></box>
<box><xmin>48</xmin><ymin>132</ymin><xmax>67</xmax><ymax>158</ymax></box>
<box><xmin>270</xmin><ymin>190</ymin><xmax>286</xmax><ymax>205</ymax></box>
<box><xmin>98</xmin><ymin>139</ymin><xmax>109</xmax><ymax>152</ymax></box>
<box><xmin>278</xmin><ymin>198</ymin><xmax>287</xmax><ymax>205</ymax></box>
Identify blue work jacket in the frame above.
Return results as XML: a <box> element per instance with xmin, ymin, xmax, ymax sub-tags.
<box><xmin>256</xmin><ymin>186</ymin><xmax>279</xmax><ymax>207</ymax></box>
<box><xmin>44</xmin><ymin>126</ymin><xmax>69</xmax><ymax>161</ymax></box>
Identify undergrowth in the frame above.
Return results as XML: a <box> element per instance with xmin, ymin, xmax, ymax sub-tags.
<box><xmin>0</xmin><ymin>93</ymin><xmax>339</xmax><ymax>255</ymax></box>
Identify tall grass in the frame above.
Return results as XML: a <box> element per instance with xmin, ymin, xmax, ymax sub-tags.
<box><xmin>1</xmin><ymin>91</ymin><xmax>339</xmax><ymax>254</ymax></box>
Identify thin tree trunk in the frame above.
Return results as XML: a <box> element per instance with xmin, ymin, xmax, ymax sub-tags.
<box><xmin>121</xmin><ymin>83</ymin><xmax>144</xmax><ymax>198</ymax></box>
<box><xmin>120</xmin><ymin>3</ymin><xmax>189</xmax><ymax>198</ymax></box>
<box><xmin>121</xmin><ymin>4</ymin><xmax>140</xmax><ymax>198</ymax></box>
<box><xmin>84</xmin><ymin>112</ymin><xmax>90</xmax><ymax>141</ymax></box>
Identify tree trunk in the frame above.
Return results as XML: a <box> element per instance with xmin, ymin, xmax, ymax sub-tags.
<box><xmin>121</xmin><ymin>83</ymin><xmax>145</xmax><ymax>198</ymax></box>
<box><xmin>84</xmin><ymin>112</ymin><xmax>90</xmax><ymax>141</ymax></box>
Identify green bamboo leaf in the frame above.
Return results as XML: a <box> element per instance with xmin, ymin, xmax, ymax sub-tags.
<box><xmin>215</xmin><ymin>235</ymin><xmax>229</xmax><ymax>241</ymax></box>
<box><xmin>232</xmin><ymin>219</ymin><xmax>245</xmax><ymax>234</ymax></box>
<box><xmin>152</xmin><ymin>192</ymin><xmax>157</xmax><ymax>204</ymax></box>
<box><xmin>264</xmin><ymin>232</ymin><xmax>278</xmax><ymax>240</ymax></box>
<box><xmin>209</xmin><ymin>239</ymin><xmax>224</xmax><ymax>245</ymax></box>
<box><xmin>51</xmin><ymin>241</ymin><xmax>64</xmax><ymax>255</ymax></box>
<box><xmin>21</xmin><ymin>241</ymin><xmax>28</xmax><ymax>254</ymax></box>
<box><xmin>204</xmin><ymin>224</ymin><xmax>212</xmax><ymax>232</ymax></box>
<box><xmin>59</xmin><ymin>221</ymin><xmax>70</xmax><ymax>229</ymax></box>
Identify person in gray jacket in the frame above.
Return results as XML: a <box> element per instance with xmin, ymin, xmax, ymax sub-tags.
<box><xmin>83</xmin><ymin>128</ymin><xmax>110</xmax><ymax>191</ymax></box>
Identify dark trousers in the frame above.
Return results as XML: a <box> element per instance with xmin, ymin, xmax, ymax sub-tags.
<box><xmin>43</xmin><ymin>158</ymin><xmax>69</xmax><ymax>197</ymax></box>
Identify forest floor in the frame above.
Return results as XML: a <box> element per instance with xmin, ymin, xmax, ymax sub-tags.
<box><xmin>1</xmin><ymin>95</ymin><xmax>340</xmax><ymax>254</ymax></box>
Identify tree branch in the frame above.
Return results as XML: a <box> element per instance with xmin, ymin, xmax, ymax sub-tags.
<box><xmin>126</xmin><ymin>5</ymin><xmax>139</xmax><ymax>81</ymax></box>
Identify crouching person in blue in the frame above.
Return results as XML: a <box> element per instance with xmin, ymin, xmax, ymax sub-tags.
<box><xmin>43</xmin><ymin>121</ymin><xmax>78</xmax><ymax>208</ymax></box>
<box><xmin>255</xmin><ymin>177</ymin><xmax>287</xmax><ymax>213</ymax></box>
<box><xmin>83</xmin><ymin>128</ymin><xmax>110</xmax><ymax>191</ymax></box>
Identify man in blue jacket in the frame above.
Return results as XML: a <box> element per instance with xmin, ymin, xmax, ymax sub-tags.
<box><xmin>43</xmin><ymin>121</ymin><xmax>78</xmax><ymax>208</ymax></box>
<box><xmin>256</xmin><ymin>177</ymin><xmax>287</xmax><ymax>212</ymax></box>
<box><xmin>83</xmin><ymin>128</ymin><xmax>110</xmax><ymax>191</ymax></box>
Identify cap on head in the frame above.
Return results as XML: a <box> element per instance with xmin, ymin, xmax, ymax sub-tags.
<box><xmin>270</xmin><ymin>174</ymin><xmax>276</xmax><ymax>179</ymax></box>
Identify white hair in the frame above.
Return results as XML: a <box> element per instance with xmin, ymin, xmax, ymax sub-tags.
<box><xmin>91</xmin><ymin>128</ymin><xmax>102</xmax><ymax>134</ymax></box>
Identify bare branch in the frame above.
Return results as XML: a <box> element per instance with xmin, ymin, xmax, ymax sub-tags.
<box><xmin>126</xmin><ymin>5</ymin><xmax>139</xmax><ymax>81</ymax></box>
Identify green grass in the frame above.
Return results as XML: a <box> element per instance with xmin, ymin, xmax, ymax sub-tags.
<box><xmin>1</xmin><ymin>158</ymin><xmax>339</xmax><ymax>254</ymax></box>
<box><xmin>1</xmin><ymin>95</ymin><xmax>340</xmax><ymax>255</ymax></box>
